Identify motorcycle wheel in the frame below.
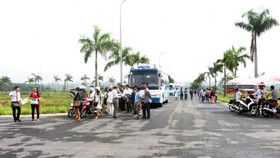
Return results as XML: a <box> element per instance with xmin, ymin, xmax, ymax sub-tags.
<box><xmin>228</xmin><ymin>104</ymin><xmax>235</xmax><ymax>112</ymax></box>
<box><xmin>250</xmin><ymin>106</ymin><xmax>258</xmax><ymax>116</ymax></box>
<box><xmin>236</xmin><ymin>106</ymin><xmax>242</xmax><ymax>114</ymax></box>
<box><xmin>80</xmin><ymin>109</ymin><xmax>87</xmax><ymax>119</ymax></box>
<box><xmin>68</xmin><ymin>110</ymin><xmax>74</xmax><ymax>118</ymax></box>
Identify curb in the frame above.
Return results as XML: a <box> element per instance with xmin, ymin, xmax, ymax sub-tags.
<box><xmin>0</xmin><ymin>113</ymin><xmax>67</xmax><ymax>118</ymax></box>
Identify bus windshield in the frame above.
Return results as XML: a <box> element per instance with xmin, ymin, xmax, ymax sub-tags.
<box><xmin>129</xmin><ymin>71</ymin><xmax>158</xmax><ymax>89</ymax></box>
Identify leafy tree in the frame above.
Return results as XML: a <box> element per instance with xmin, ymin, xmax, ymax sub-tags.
<box><xmin>104</xmin><ymin>45</ymin><xmax>134</xmax><ymax>71</ymax></box>
<box><xmin>0</xmin><ymin>76</ymin><xmax>12</xmax><ymax>93</ymax></box>
<box><xmin>168</xmin><ymin>75</ymin><xmax>175</xmax><ymax>83</ymax></box>
<box><xmin>108</xmin><ymin>77</ymin><xmax>116</xmax><ymax>85</ymax></box>
<box><xmin>92</xmin><ymin>74</ymin><xmax>104</xmax><ymax>86</ymax></box>
<box><xmin>64</xmin><ymin>74</ymin><xmax>73</xmax><ymax>91</ymax></box>
<box><xmin>32</xmin><ymin>73</ymin><xmax>43</xmax><ymax>85</ymax></box>
<box><xmin>81</xmin><ymin>74</ymin><xmax>90</xmax><ymax>86</ymax></box>
<box><xmin>231</xmin><ymin>46</ymin><xmax>250</xmax><ymax>77</ymax></box>
<box><xmin>235</xmin><ymin>9</ymin><xmax>278</xmax><ymax>77</ymax></box>
<box><xmin>79</xmin><ymin>25</ymin><xmax>115</xmax><ymax>86</ymax></box>
<box><xmin>25</xmin><ymin>77</ymin><xmax>34</xmax><ymax>92</ymax></box>
<box><xmin>212</xmin><ymin>61</ymin><xmax>223</xmax><ymax>89</ymax></box>
<box><xmin>53</xmin><ymin>75</ymin><xmax>61</xmax><ymax>93</ymax></box>
<box><xmin>131</xmin><ymin>51</ymin><xmax>149</xmax><ymax>66</ymax></box>
<box><xmin>217</xmin><ymin>50</ymin><xmax>234</xmax><ymax>97</ymax></box>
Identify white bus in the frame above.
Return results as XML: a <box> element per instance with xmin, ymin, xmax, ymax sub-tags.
<box><xmin>128</xmin><ymin>65</ymin><xmax>169</xmax><ymax>107</ymax></box>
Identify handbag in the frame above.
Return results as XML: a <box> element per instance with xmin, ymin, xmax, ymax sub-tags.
<box><xmin>30</xmin><ymin>99</ymin><xmax>38</xmax><ymax>105</ymax></box>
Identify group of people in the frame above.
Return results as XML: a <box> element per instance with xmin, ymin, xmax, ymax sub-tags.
<box><xmin>8</xmin><ymin>86</ymin><xmax>41</xmax><ymax>122</ymax></box>
<box><xmin>70</xmin><ymin>82</ymin><xmax>153</xmax><ymax>122</ymax></box>
<box><xmin>174</xmin><ymin>87</ymin><xmax>218</xmax><ymax>103</ymax></box>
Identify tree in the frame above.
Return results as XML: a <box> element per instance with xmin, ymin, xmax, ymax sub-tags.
<box><xmin>64</xmin><ymin>74</ymin><xmax>73</xmax><ymax>91</ymax></box>
<box><xmin>231</xmin><ymin>46</ymin><xmax>250</xmax><ymax>78</ymax></box>
<box><xmin>108</xmin><ymin>77</ymin><xmax>116</xmax><ymax>85</ymax></box>
<box><xmin>131</xmin><ymin>51</ymin><xmax>149</xmax><ymax>66</ymax></box>
<box><xmin>92</xmin><ymin>74</ymin><xmax>104</xmax><ymax>86</ymax></box>
<box><xmin>235</xmin><ymin>9</ymin><xmax>278</xmax><ymax>78</ymax></box>
<box><xmin>217</xmin><ymin>50</ymin><xmax>234</xmax><ymax>97</ymax></box>
<box><xmin>0</xmin><ymin>76</ymin><xmax>12</xmax><ymax>93</ymax></box>
<box><xmin>205</xmin><ymin>67</ymin><xmax>214</xmax><ymax>88</ymax></box>
<box><xmin>104</xmin><ymin>45</ymin><xmax>134</xmax><ymax>71</ymax></box>
<box><xmin>53</xmin><ymin>75</ymin><xmax>61</xmax><ymax>93</ymax></box>
<box><xmin>212</xmin><ymin>61</ymin><xmax>223</xmax><ymax>89</ymax></box>
<box><xmin>25</xmin><ymin>77</ymin><xmax>34</xmax><ymax>92</ymax></box>
<box><xmin>81</xmin><ymin>74</ymin><xmax>90</xmax><ymax>86</ymax></box>
<box><xmin>79</xmin><ymin>25</ymin><xmax>115</xmax><ymax>86</ymax></box>
<box><xmin>168</xmin><ymin>75</ymin><xmax>175</xmax><ymax>83</ymax></box>
<box><xmin>32</xmin><ymin>73</ymin><xmax>43</xmax><ymax>86</ymax></box>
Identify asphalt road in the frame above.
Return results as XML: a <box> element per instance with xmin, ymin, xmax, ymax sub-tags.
<box><xmin>1</xmin><ymin>97</ymin><xmax>280</xmax><ymax>158</ymax></box>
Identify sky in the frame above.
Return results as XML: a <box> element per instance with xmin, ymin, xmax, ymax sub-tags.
<box><xmin>0</xmin><ymin>0</ymin><xmax>280</xmax><ymax>85</ymax></box>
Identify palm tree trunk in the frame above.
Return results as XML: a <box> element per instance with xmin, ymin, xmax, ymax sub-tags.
<box><xmin>224</xmin><ymin>65</ymin><xmax>227</xmax><ymax>97</ymax></box>
<box><xmin>254</xmin><ymin>35</ymin><xmax>258</xmax><ymax>78</ymax></box>
<box><xmin>234</xmin><ymin>69</ymin><xmax>237</xmax><ymax>78</ymax></box>
<box><xmin>209</xmin><ymin>76</ymin><xmax>211</xmax><ymax>88</ymax></box>
<box><xmin>215</xmin><ymin>75</ymin><xmax>217</xmax><ymax>89</ymax></box>
<box><xmin>95</xmin><ymin>50</ymin><xmax>98</xmax><ymax>87</ymax></box>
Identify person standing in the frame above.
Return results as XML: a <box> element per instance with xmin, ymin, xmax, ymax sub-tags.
<box><xmin>119</xmin><ymin>85</ymin><xmax>125</xmax><ymax>111</ymax></box>
<box><xmin>184</xmin><ymin>88</ymin><xmax>188</xmax><ymax>100</ymax></box>
<box><xmin>106</xmin><ymin>88</ymin><xmax>114</xmax><ymax>115</ymax></box>
<box><xmin>174</xmin><ymin>88</ymin><xmax>178</xmax><ymax>101</ymax></box>
<box><xmin>112</xmin><ymin>85</ymin><xmax>121</xmax><ymax>118</ymax></box>
<box><xmin>130</xmin><ymin>86</ymin><xmax>136</xmax><ymax>115</ymax></box>
<box><xmin>214</xmin><ymin>88</ymin><xmax>218</xmax><ymax>103</ymax></box>
<box><xmin>210</xmin><ymin>89</ymin><xmax>215</xmax><ymax>103</ymax></box>
<box><xmin>70</xmin><ymin>87</ymin><xmax>82</xmax><ymax>122</ymax></box>
<box><xmin>29</xmin><ymin>87</ymin><xmax>41</xmax><ymax>121</ymax></box>
<box><xmin>103</xmin><ymin>87</ymin><xmax>109</xmax><ymax>114</ymax></box>
<box><xmin>143</xmin><ymin>83</ymin><xmax>152</xmax><ymax>119</ymax></box>
<box><xmin>134</xmin><ymin>86</ymin><xmax>142</xmax><ymax>119</ymax></box>
<box><xmin>124</xmin><ymin>85</ymin><xmax>133</xmax><ymax>113</ymax></box>
<box><xmin>190</xmin><ymin>89</ymin><xmax>194</xmax><ymax>100</ymax></box>
<box><xmin>8</xmin><ymin>86</ymin><xmax>22</xmax><ymax>122</ymax></box>
<box><xmin>180</xmin><ymin>88</ymin><xmax>183</xmax><ymax>100</ymax></box>
<box><xmin>94</xmin><ymin>87</ymin><xmax>103</xmax><ymax>119</ymax></box>
<box><xmin>266</xmin><ymin>86</ymin><xmax>278</xmax><ymax>103</ymax></box>
<box><xmin>201</xmin><ymin>89</ymin><xmax>205</xmax><ymax>102</ymax></box>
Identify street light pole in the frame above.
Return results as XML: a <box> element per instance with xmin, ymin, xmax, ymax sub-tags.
<box><xmin>159</xmin><ymin>52</ymin><xmax>166</xmax><ymax>68</ymax></box>
<box><xmin>120</xmin><ymin>0</ymin><xmax>126</xmax><ymax>85</ymax></box>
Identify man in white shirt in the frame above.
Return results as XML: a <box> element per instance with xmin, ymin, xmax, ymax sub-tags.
<box><xmin>112</xmin><ymin>85</ymin><xmax>121</xmax><ymax>118</ymax></box>
<box><xmin>123</xmin><ymin>85</ymin><xmax>133</xmax><ymax>112</ymax></box>
<box><xmin>8</xmin><ymin>86</ymin><xmax>22</xmax><ymax>122</ymax></box>
<box><xmin>235</xmin><ymin>88</ymin><xmax>242</xmax><ymax>101</ymax></box>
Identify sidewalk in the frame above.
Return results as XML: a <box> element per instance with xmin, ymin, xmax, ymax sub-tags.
<box><xmin>0</xmin><ymin>113</ymin><xmax>67</xmax><ymax>118</ymax></box>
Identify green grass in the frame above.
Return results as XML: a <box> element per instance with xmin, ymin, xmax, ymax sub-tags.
<box><xmin>0</xmin><ymin>92</ymin><xmax>72</xmax><ymax>115</ymax></box>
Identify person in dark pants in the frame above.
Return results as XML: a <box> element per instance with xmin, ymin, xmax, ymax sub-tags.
<box><xmin>8</xmin><ymin>86</ymin><xmax>22</xmax><ymax>122</ymax></box>
<box><xmin>143</xmin><ymin>83</ymin><xmax>152</xmax><ymax>119</ymax></box>
<box><xmin>119</xmin><ymin>85</ymin><xmax>125</xmax><ymax>111</ymax></box>
<box><xmin>190</xmin><ymin>89</ymin><xmax>194</xmax><ymax>100</ymax></box>
<box><xmin>180</xmin><ymin>88</ymin><xmax>183</xmax><ymax>100</ymax></box>
<box><xmin>184</xmin><ymin>88</ymin><xmax>188</xmax><ymax>100</ymax></box>
<box><xmin>130</xmin><ymin>87</ymin><xmax>136</xmax><ymax>115</ymax></box>
<box><xmin>29</xmin><ymin>87</ymin><xmax>42</xmax><ymax>121</ymax></box>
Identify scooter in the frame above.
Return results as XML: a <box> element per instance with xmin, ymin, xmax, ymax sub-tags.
<box><xmin>80</xmin><ymin>97</ymin><xmax>96</xmax><ymax>118</ymax></box>
<box><xmin>259</xmin><ymin>99</ymin><xmax>280</xmax><ymax>118</ymax></box>
<box><xmin>236</xmin><ymin>95</ymin><xmax>258</xmax><ymax>116</ymax></box>
<box><xmin>228</xmin><ymin>99</ymin><xmax>238</xmax><ymax>112</ymax></box>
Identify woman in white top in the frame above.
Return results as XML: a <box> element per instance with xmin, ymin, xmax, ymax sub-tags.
<box><xmin>106</xmin><ymin>88</ymin><xmax>114</xmax><ymax>115</ymax></box>
<box><xmin>94</xmin><ymin>87</ymin><xmax>103</xmax><ymax>119</ymax></box>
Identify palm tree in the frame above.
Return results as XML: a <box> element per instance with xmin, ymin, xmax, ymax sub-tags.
<box><xmin>235</xmin><ymin>9</ymin><xmax>278</xmax><ymax>78</ymax></box>
<box><xmin>104</xmin><ymin>46</ymin><xmax>134</xmax><ymax>71</ymax></box>
<box><xmin>131</xmin><ymin>51</ymin><xmax>149</xmax><ymax>66</ymax></box>
<box><xmin>212</xmin><ymin>61</ymin><xmax>223</xmax><ymax>89</ymax></box>
<box><xmin>25</xmin><ymin>77</ymin><xmax>34</xmax><ymax>92</ymax></box>
<box><xmin>92</xmin><ymin>74</ymin><xmax>104</xmax><ymax>86</ymax></box>
<box><xmin>0</xmin><ymin>76</ymin><xmax>12</xmax><ymax>93</ymax></box>
<box><xmin>231</xmin><ymin>46</ymin><xmax>250</xmax><ymax>78</ymax></box>
<box><xmin>53</xmin><ymin>75</ymin><xmax>61</xmax><ymax>93</ymax></box>
<box><xmin>64</xmin><ymin>74</ymin><xmax>73</xmax><ymax>91</ymax></box>
<box><xmin>217</xmin><ymin>50</ymin><xmax>234</xmax><ymax>97</ymax></box>
<box><xmin>108</xmin><ymin>77</ymin><xmax>116</xmax><ymax>85</ymax></box>
<box><xmin>81</xmin><ymin>74</ymin><xmax>90</xmax><ymax>86</ymax></box>
<box><xmin>32</xmin><ymin>73</ymin><xmax>43</xmax><ymax>85</ymax></box>
<box><xmin>79</xmin><ymin>25</ymin><xmax>115</xmax><ymax>86</ymax></box>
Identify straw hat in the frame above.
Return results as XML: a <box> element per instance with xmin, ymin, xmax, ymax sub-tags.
<box><xmin>95</xmin><ymin>86</ymin><xmax>101</xmax><ymax>92</ymax></box>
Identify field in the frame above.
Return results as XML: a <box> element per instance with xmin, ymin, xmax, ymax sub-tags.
<box><xmin>0</xmin><ymin>92</ymin><xmax>72</xmax><ymax>115</ymax></box>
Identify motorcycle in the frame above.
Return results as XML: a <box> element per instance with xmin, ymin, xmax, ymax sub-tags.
<box><xmin>68</xmin><ymin>102</ymin><xmax>75</xmax><ymax>118</ymax></box>
<box><xmin>80</xmin><ymin>97</ymin><xmax>96</xmax><ymax>118</ymax></box>
<box><xmin>259</xmin><ymin>99</ymin><xmax>280</xmax><ymax>118</ymax></box>
<box><xmin>228</xmin><ymin>98</ymin><xmax>238</xmax><ymax>112</ymax></box>
<box><xmin>235</xmin><ymin>95</ymin><xmax>258</xmax><ymax>115</ymax></box>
